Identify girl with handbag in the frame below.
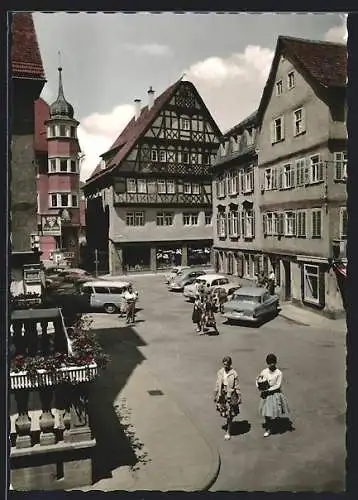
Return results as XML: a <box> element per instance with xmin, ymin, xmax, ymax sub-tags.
<box><xmin>214</xmin><ymin>356</ymin><xmax>241</xmax><ymax>440</ymax></box>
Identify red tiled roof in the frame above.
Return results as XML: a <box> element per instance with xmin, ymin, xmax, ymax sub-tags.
<box><xmin>257</xmin><ymin>36</ymin><xmax>347</xmax><ymax>124</ymax></box>
<box><xmin>280</xmin><ymin>36</ymin><xmax>347</xmax><ymax>88</ymax></box>
<box><xmin>34</xmin><ymin>97</ymin><xmax>50</xmax><ymax>152</ymax></box>
<box><xmin>12</xmin><ymin>12</ymin><xmax>45</xmax><ymax>80</ymax></box>
<box><xmin>85</xmin><ymin>78</ymin><xmax>183</xmax><ymax>185</ymax></box>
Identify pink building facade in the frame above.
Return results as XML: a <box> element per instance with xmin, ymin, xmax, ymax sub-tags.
<box><xmin>35</xmin><ymin>68</ymin><xmax>84</xmax><ymax>265</ymax></box>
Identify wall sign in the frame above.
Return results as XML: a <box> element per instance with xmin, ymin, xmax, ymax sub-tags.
<box><xmin>41</xmin><ymin>216</ymin><xmax>62</xmax><ymax>236</ymax></box>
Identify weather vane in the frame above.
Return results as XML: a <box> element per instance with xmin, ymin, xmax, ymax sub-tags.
<box><xmin>58</xmin><ymin>50</ymin><xmax>62</xmax><ymax>70</ymax></box>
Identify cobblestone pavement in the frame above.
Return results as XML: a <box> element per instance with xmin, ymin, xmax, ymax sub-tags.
<box><xmin>91</xmin><ymin>275</ymin><xmax>346</xmax><ymax>492</ymax></box>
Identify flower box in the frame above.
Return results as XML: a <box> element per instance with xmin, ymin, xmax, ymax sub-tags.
<box><xmin>10</xmin><ymin>363</ymin><xmax>98</xmax><ymax>390</ymax></box>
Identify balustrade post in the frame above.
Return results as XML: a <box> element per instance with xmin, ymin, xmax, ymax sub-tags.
<box><xmin>40</xmin><ymin>320</ymin><xmax>51</xmax><ymax>355</ymax></box>
<box><xmin>25</xmin><ymin>321</ymin><xmax>38</xmax><ymax>357</ymax></box>
<box><xmin>65</xmin><ymin>383</ymin><xmax>92</xmax><ymax>443</ymax></box>
<box><xmin>55</xmin><ymin>383</ymin><xmax>71</xmax><ymax>441</ymax></box>
<box><xmin>12</xmin><ymin>321</ymin><xmax>25</xmax><ymax>355</ymax></box>
<box><xmin>14</xmin><ymin>390</ymin><xmax>32</xmax><ymax>449</ymax></box>
<box><xmin>39</xmin><ymin>387</ymin><xmax>56</xmax><ymax>445</ymax></box>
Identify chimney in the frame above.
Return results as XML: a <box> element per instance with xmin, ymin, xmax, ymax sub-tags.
<box><xmin>134</xmin><ymin>98</ymin><xmax>141</xmax><ymax>120</ymax></box>
<box><xmin>148</xmin><ymin>86</ymin><xmax>155</xmax><ymax>110</ymax></box>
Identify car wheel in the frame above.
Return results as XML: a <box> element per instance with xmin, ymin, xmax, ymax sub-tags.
<box><xmin>104</xmin><ymin>303</ymin><xmax>117</xmax><ymax>314</ymax></box>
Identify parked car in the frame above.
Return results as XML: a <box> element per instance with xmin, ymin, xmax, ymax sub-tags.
<box><xmin>80</xmin><ymin>280</ymin><xmax>132</xmax><ymax>314</ymax></box>
<box><xmin>223</xmin><ymin>286</ymin><xmax>279</xmax><ymax>323</ymax></box>
<box><xmin>168</xmin><ymin>268</ymin><xmax>207</xmax><ymax>292</ymax></box>
<box><xmin>164</xmin><ymin>266</ymin><xmax>191</xmax><ymax>284</ymax></box>
<box><xmin>211</xmin><ymin>282</ymin><xmax>241</xmax><ymax>309</ymax></box>
<box><xmin>183</xmin><ymin>274</ymin><xmax>229</xmax><ymax>301</ymax></box>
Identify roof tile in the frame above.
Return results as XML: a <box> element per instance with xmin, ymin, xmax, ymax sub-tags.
<box><xmin>12</xmin><ymin>12</ymin><xmax>45</xmax><ymax>80</ymax></box>
<box><xmin>280</xmin><ymin>36</ymin><xmax>347</xmax><ymax>88</ymax></box>
<box><xmin>86</xmin><ymin>79</ymin><xmax>183</xmax><ymax>183</ymax></box>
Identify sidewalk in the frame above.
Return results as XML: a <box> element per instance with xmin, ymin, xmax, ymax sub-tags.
<box><xmin>73</xmin><ymin>360</ymin><xmax>220</xmax><ymax>492</ymax></box>
<box><xmin>279</xmin><ymin>303</ymin><xmax>347</xmax><ymax>333</ymax></box>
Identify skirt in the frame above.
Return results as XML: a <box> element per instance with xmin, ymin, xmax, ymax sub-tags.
<box><xmin>259</xmin><ymin>390</ymin><xmax>290</xmax><ymax>419</ymax></box>
<box><xmin>216</xmin><ymin>389</ymin><xmax>240</xmax><ymax>419</ymax></box>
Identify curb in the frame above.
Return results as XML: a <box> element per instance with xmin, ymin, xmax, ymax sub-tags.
<box><xmin>279</xmin><ymin>311</ymin><xmax>310</xmax><ymax>327</ymax></box>
<box><xmin>143</xmin><ymin>363</ymin><xmax>221</xmax><ymax>491</ymax></box>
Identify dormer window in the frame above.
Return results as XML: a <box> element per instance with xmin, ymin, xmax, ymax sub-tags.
<box><xmin>288</xmin><ymin>71</ymin><xmax>295</xmax><ymax>89</ymax></box>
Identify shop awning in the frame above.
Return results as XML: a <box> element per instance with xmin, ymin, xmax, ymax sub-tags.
<box><xmin>333</xmin><ymin>263</ymin><xmax>347</xmax><ymax>278</ymax></box>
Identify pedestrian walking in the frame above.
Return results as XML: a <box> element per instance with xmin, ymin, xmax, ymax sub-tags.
<box><xmin>203</xmin><ymin>293</ymin><xmax>218</xmax><ymax>334</ymax></box>
<box><xmin>267</xmin><ymin>270</ymin><xmax>276</xmax><ymax>295</ymax></box>
<box><xmin>214</xmin><ymin>355</ymin><xmax>241</xmax><ymax>440</ymax></box>
<box><xmin>192</xmin><ymin>295</ymin><xmax>204</xmax><ymax>334</ymax></box>
<box><xmin>123</xmin><ymin>284</ymin><xmax>138</xmax><ymax>324</ymax></box>
<box><xmin>256</xmin><ymin>353</ymin><xmax>290</xmax><ymax>437</ymax></box>
<box><xmin>217</xmin><ymin>286</ymin><xmax>227</xmax><ymax>313</ymax></box>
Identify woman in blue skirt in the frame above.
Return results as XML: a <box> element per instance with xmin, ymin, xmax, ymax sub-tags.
<box><xmin>256</xmin><ymin>353</ymin><xmax>290</xmax><ymax>437</ymax></box>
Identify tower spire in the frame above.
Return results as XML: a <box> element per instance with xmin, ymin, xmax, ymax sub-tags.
<box><xmin>49</xmin><ymin>52</ymin><xmax>74</xmax><ymax>119</ymax></box>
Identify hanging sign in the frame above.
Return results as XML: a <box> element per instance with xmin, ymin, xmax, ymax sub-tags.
<box><xmin>41</xmin><ymin>215</ymin><xmax>62</xmax><ymax>236</ymax></box>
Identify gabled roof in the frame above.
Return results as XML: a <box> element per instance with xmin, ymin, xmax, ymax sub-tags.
<box><xmin>224</xmin><ymin>110</ymin><xmax>258</xmax><ymax>138</ymax></box>
<box><xmin>11</xmin><ymin>12</ymin><xmax>46</xmax><ymax>81</ymax></box>
<box><xmin>34</xmin><ymin>97</ymin><xmax>50</xmax><ymax>152</ymax></box>
<box><xmin>85</xmin><ymin>79</ymin><xmax>222</xmax><ymax>187</ymax></box>
<box><xmin>257</xmin><ymin>35</ymin><xmax>347</xmax><ymax>123</ymax></box>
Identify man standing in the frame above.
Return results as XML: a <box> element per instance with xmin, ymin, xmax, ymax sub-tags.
<box><xmin>123</xmin><ymin>284</ymin><xmax>138</xmax><ymax>324</ymax></box>
<box><xmin>268</xmin><ymin>270</ymin><xmax>276</xmax><ymax>295</ymax></box>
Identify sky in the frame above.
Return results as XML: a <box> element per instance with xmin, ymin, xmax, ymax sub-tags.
<box><xmin>32</xmin><ymin>12</ymin><xmax>348</xmax><ymax>182</ymax></box>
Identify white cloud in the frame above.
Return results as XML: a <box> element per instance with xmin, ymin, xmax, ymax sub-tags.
<box><xmin>79</xmin><ymin>44</ymin><xmax>275</xmax><ymax>180</ymax></box>
<box><xmin>123</xmin><ymin>42</ymin><xmax>172</xmax><ymax>56</ymax></box>
<box><xmin>185</xmin><ymin>45</ymin><xmax>274</xmax><ymax>131</ymax></box>
<box><xmin>324</xmin><ymin>14</ymin><xmax>347</xmax><ymax>43</ymax></box>
<box><xmin>78</xmin><ymin>104</ymin><xmax>135</xmax><ymax>181</ymax></box>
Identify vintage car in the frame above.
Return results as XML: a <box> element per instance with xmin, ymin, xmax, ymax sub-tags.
<box><xmin>168</xmin><ymin>268</ymin><xmax>207</xmax><ymax>292</ymax></box>
<box><xmin>211</xmin><ymin>282</ymin><xmax>241</xmax><ymax>308</ymax></box>
<box><xmin>183</xmin><ymin>274</ymin><xmax>229</xmax><ymax>301</ymax></box>
<box><xmin>164</xmin><ymin>266</ymin><xmax>191</xmax><ymax>284</ymax></box>
<box><xmin>223</xmin><ymin>286</ymin><xmax>279</xmax><ymax>323</ymax></box>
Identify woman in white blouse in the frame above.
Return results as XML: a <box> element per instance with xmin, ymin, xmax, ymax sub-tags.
<box><xmin>256</xmin><ymin>353</ymin><xmax>290</xmax><ymax>437</ymax></box>
<box><xmin>214</xmin><ymin>356</ymin><xmax>241</xmax><ymax>440</ymax></box>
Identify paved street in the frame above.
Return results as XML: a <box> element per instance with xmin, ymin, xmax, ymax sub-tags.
<box><xmin>88</xmin><ymin>274</ymin><xmax>346</xmax><ymax>491</ymax></box>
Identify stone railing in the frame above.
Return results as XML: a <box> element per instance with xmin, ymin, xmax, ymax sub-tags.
<box><xmin>10</xmin><ymin>363</ymin><xmax>98</xmax><ymax>390</ymax></box>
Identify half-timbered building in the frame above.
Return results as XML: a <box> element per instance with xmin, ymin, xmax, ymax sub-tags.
<box><xmin>83</xmin><ymin>79</ymin><xmax>222</xmax><ymax>274</ymax></box>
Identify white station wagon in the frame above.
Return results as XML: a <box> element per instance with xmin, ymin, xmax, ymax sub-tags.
<box><xmin>80</xmin><ymin>280</ymin><xmax>132</xmax><ymax>314</ymax></box>
<box><xmin>183</xmin><ymin>274</ymin><xmax>229</xmax><ymax>301</ymax></box>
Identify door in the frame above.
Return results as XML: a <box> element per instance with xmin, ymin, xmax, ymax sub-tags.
<box><xmin>283</xmin><ymin>261</ymin><xmax>291</xmax><ymax>301</ymax></box>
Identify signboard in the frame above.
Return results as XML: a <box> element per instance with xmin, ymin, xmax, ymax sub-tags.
<box><xmin>41</xmin><ymin>215</ymin><xmax>62</xmax><ymax>236</ymax></box>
